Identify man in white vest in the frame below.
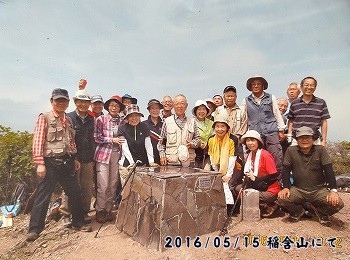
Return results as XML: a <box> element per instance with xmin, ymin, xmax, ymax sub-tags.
<box><xmin>158</xmin><ymin>94</ymin><xmax>201</xmax><ymax>167</ymax></box>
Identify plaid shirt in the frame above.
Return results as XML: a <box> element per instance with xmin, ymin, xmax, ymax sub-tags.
<box><xmin>32</xmin><ymin>110</ymin><xmax>70</xmax><ymax>165</ymax></box>
<box><xmin>94</xmin><ymin>114</ymin><xmax>122</xmax><ymax>164</ymax></box>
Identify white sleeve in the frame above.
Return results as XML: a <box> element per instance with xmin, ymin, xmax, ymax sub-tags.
<box><xmin>121</xmin><ymin>140</ymin><xmax>135</xmax><ymax>165</ymax></box>
<box><xmin>209</xmin><ymin>155</ymin><xmax>219</xmax><ymax>171</ymax></box>
<box><xmin>271</xmin><ymin>95</ymin><xmax>286</xmax><ymax>131</ymax></box>
<box><xmin>145</xmin><ymin>136</ymin><xmax>154</xmax><ymax>164</ymax></box>
<box><xmin>225</xmin><ymin>156</ymin><xmax>237</xmax><ymax>178</ymax></box>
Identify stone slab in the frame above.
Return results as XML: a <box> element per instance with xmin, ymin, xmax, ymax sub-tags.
<box><xmin>116</xmin><ymin>166</ymin><xmax>227</xmax><ymax>251</ymax></box>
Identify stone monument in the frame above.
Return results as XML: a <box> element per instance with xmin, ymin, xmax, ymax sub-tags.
<box><xmin>240</xmin><ymin>188</ymin><xmax>261</xmax><ymax>221</ymax></box>
<box><xmin>116</xmin><ymin>166</ymin><xmax>227</xmax><ymax>251</ymax></box>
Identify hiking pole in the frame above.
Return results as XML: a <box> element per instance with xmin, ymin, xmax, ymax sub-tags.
<box><xmin>219</xmin><ymin>175</ymin><xmax>248</xmax><ymax>236</ymax></box>
<box><xmin>94</xmin><ymin>160</ymin><xmax>141</xmax><ymax>238</ymax></box>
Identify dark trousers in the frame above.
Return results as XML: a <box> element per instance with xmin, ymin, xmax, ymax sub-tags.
<box><xmin>262</xmin><ymin>134</ymin><xmax>283</xmax><ymax>177</ymax></box>
<box><xmin>277</xmin><ymin>186</ymin><xmax>344</xmax><ymax>217</ymax></box>
<box><xmin>28</xmin><ymin>157</ymin><xmax>84</xmax><ymax>234</ymax></box>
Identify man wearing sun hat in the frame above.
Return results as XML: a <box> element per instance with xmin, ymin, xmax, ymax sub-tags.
<box><xmin>278</xmin><ymin>126</ymin><xmax>344</xmax><ymax>225</ymax></box>
<box><xmin>242</xmin><ymin>76</ymin><xmax>285</xmax><ymax>176</ymax></box>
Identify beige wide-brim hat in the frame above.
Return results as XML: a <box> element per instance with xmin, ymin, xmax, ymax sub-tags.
<box><xmin>240</xmin><ymin>130</ymin><xmax>264</xmax><ymax>146</ymax></box>
<box><xmin>192</xmin><ymin>100</ymin><xmax>209</xmax><ymax>116</ymax></box>
<box><xmin>212</xmin><ymin>113</ymin><xmax>230</xmax><ymax>129</ymax></box>
<box><xmin>246</xmin><ymin>76</ymin><xmax>268</xmax><ymax>91</ymax></box>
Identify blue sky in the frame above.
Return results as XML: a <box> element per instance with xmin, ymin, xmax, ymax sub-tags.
<box><xmin>0</xmin><ymin>0</ymin><xmax>349</xmax><ymax>140</ymax></box>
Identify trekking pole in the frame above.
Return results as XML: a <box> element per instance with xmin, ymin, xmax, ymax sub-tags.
<box><xmin>94</xmin><ymin>160</ymin><xmax>141</xmax><ymax>238</ymax></box>
<box><xmin>219</xmin><ymin>175</ymin><xmax>248</xmax><ymax>236</ymax></box>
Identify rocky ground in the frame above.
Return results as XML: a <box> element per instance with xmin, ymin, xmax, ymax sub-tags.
<box><xmin>1</xmin><ymin>193</ymin><xmax>349</xmax><ymax>260</ymax></box>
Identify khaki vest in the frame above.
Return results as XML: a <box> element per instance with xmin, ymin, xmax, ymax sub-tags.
<box><xmin>165</xmin><ymin>115</ymin><xmax>196</xmax><ymax>164</ymax></box>
<box><xmin>42</xmin><ymin>111</ymin><xmax>76</xmax><ymax>157</ymax></box>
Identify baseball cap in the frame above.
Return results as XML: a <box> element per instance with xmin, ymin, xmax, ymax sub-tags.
<box><xmin>91</xmin><ymin>95</ymin><xmax>104</xmax><ymax>103</ymax></box>
<box><xmin>223</xmin><ymin>86</ymin><xmax>236</xmax><ymax>93</ymax></box>
<box><xmin>51</xmin><ymin>88</ymin><xmax>69</xmax><ymax>100</ymax></box>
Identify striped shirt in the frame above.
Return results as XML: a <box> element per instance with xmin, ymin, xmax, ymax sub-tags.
<box><xmin>288</xmin><ymin>95</ymin><xmax>330</xmax><ymax>137</ymax></box>
<box><xmin>32</xmin><ymin>110</ymin><xmax>70</xmax><ymax>165</ymax></box>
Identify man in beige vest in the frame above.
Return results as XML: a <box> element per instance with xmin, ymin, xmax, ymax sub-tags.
<box><xmin>158</xmin><ymin>94</ymin><xmax>201</xmax><ymax>167</ymax></box>
<box><xmin>27</xmin><ymin>88</ymin><xmax>92</xmax><ymax>242</ymax></box>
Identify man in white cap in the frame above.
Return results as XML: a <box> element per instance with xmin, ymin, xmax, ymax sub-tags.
<box><xmin>242</xmin><ymin>76</ymin><xmax>285</xmax><ymax>176</ymax></box>
<box><xmin>61</xmin><ymin>89</ymin><xmax>95</xmax><ymax>225</ymax></box>
<box><xmin>278</xmin><ymin>126</ymin><xmax>344</xmax><ymax>226</ymax></box>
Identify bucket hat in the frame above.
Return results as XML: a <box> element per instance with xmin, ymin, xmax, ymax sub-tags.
<box><xmin>192</xmin><ymin>100</ymin><xmax>209</xmax><ymax>116</ymax></box>
<box><xmin>240</xmin><ymin>130</ymin><xmax>264</xmax><ymax>146</ymax></box>
<box><xmin>212</xmin><ymin>113</ymin><xmax>230</xmax><ymax>129</ymax></box>
<box><xmin>124</xmin><ymin>104</ymin><xmax>144</xmax><ymax>118</ymax></box>
<box><xmin>104</xmin><ymin>95</ymin><xmax>125</xmax><ymax>111</ymax></box>
<box><xmin>246</xmin><ymin>76</ymin><xmax>268</xmax><ymax>91</ymax></box>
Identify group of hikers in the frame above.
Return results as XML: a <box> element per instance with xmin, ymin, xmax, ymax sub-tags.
<box><xmin>26</xmin><ymin>76</ymin><xmax>344</xmax><ymax>242</ymax></box>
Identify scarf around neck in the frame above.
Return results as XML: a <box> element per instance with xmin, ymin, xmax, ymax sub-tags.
<box><xmin>244</xmin><ymin>149</ymin><xmax>262</xmax><ymax>176</ymax></box>
<box><xmin>211</xmin><ymin>133</ymin><xmax>231</xmax><ymax>176</ymax></box>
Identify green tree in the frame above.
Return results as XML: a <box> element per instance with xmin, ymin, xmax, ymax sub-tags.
<box><xmin>0</xmin><ymin>125</ymin><xmax>36</xmax><ymax>203</ymax></box>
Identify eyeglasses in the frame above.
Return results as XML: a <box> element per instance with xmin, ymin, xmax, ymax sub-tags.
<box><xmin>109</xmin><ymin>104</ymin><xmax>120</xmax><ymax>108</ymax></box>
<box><xmin>251</xmin><ymin>83</ymin><xmax>262</xmax><ymax>86</ymax></box>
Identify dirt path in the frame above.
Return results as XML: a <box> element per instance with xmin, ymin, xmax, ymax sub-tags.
<box><xmin>1</xmin><ymin>193</ymin><xmax>350</xmax><ymax>260</ymax></box>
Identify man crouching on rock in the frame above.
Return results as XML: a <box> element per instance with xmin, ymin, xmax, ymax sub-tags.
<box><xmin>27</xmin><ymin>88</ymin><xmax>92</xmax><ymax>242</ymax></box>
<box><xmin>278</xmin><ymin>126</ymin><xmax>344</xmax><ymax>226</ymax></box>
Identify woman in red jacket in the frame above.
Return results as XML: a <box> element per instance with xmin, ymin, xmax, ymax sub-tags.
<box><xmin>239</xmin><ymin>130</ymin><xmax>281</xmax><ymax>217</ymax></box>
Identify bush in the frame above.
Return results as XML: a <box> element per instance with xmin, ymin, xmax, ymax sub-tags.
<box><xmin>327</xmin><ymin>141</ymin><xmax>350</xmax><ymax>175</ymax></box>
<box><xmin>0</xmin><ymin>125</ymin><xmax>36</xmax><ymax>203</ymax></box>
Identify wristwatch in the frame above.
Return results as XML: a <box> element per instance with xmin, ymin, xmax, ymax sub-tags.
<box><xmin>330</xmin><ymin>189</ymin><xmax>338</xmax><ymax>193</ymax></box>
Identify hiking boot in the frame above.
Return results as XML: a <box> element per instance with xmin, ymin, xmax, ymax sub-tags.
<box><xmin>72</xmin><ymin>224</ymin><xmax>93</xmax><ymax>232</ymax></box>
<box><xmin>84</xmin><ymin>214</ymin><xmax>92</xmax><ymax>224</ymax></box>
<box><xmin>302</xmin><ymin>210</ymin><xmax>314</xmax><ymax>219</ymax></box>
<box><xmin>319</xmin><ymin>214</ymin><xmax>331</xmax><ymax>227</ymax></box>
<box><xmin>61</xmin><ymin>216</ymin><xmax>72</xmax><ymax>228</ymax></box>
<box><xmin>105</xmin><ymin>212</ymin><xmax>115</xmax><ymax>222</ymax></box>
<box><xmin>96</xmin><ymin>210</ymin><xmax>106</xmax><ymax>223</ymax></box>
<box><xmin>261</xmin><ymin>203</ymin><xmax>279</xmax><ymax>218</ymax></box>
<box><xmin>26</xmin><ymin>232</ymin><xmax>39</xmax><ymax>242</ymax></box>
<box><xmin>288</xmin><ymin>208</ymin><xmax>305</xmax><ymax>222</ymax></box>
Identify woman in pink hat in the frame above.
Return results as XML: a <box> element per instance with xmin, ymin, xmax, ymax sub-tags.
<box><xmin>94</xmin><ymin>95</ymin><xmax>125</xmax><ymax>223</ymax></box>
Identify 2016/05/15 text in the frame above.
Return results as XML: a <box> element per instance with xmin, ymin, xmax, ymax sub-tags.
<box><xmin>164</xmin><ymin>236</ymin><xmax>342</xmax><ymax>250</ymax></box>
